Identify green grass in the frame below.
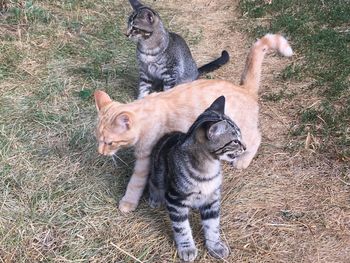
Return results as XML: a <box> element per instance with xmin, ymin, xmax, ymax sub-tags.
<box><xmin>240</xmin><ymin>0</ymin><xmax>350</xmax><ymax>160</ymax></box>
<box><xmin>5</xmin><ymin>1</ymin><xmax>52</xmax><ymax>24</ymax></box>
<box><xmin>1</xmin><ymin>0</ymin><xmax>349</xmax><ymax>262</ymax></box>
<box><xmin>0</xmin><ymin>0</ymin><xmax>140</xmax><ymax>261</ymax></box>
<box><xmin>262</xmin><ymin>89</ymin><xmax>296</xmax><ymax>102</ymax></box>
<box><xmin>1</xmin><ymin>1</ymin><xmax>205</xmax><ymax>261</ymax></box>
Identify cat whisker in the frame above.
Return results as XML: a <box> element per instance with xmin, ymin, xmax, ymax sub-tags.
<box><xmin>112</xmin><ymin>154</ymin><xmax>130</xmax><ymax>168</ymax></box>
<box><xmin>111</xmin><ymin>155</ymin><xmax>118</xmax><ymax>168</ymax></box>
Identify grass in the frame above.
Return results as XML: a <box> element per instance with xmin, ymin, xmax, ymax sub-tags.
<box><xmin>240</xmin><ymin>0</ymin><xmax>350</xmax><ymax>160</ymax></box>
<box><xmin>0</xmin><ymin>0</ymin><xmax>206</xmax><ymax>261</ymax></box>
<box><xmin>1</xmin><ymin>0</ymin><xmax>349</xmax><ymax>262</ymax></box>
<box><xmin>0</xmin><ymin>0</ymin><xmax>140</xmax><ymax>261</ymax></box>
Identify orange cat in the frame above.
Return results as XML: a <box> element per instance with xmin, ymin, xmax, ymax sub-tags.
<box><xmin>94</xmin><ymin>34</ymin><xmax>293</xmax><ymax>212</ymax></box>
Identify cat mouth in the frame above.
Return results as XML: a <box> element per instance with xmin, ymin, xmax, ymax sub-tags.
<box><xmin>125</xmin><ymin>27</ymin><xmax>152</xmax><ymax>38</ymax></box>
<box><xmin>227</xmin><ymin>153</ymin><xmax>244</xmax><ymax>161</ymax></box>
<box><xmin>227</xmin><ymin>154</ymin><xmax>237</xmax><ymax>159</ymax></box>
<box><xmin>217</xmin><ymin>148</ymin><xmax>246</xmax><ymax>162</ymax></box>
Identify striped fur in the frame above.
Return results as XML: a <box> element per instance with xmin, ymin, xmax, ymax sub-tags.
<box><xmin>126</xmin><ymin>0</ymin><xmax>229</xmax><ymax>99</ymax></box>
<box><xmin>149</xmin><ymin>96</ymin><xmax>246</xmax><ymax>261</ymax></box>
<box><xmin>94</xmin><ymin>33</ymin><xmax>293</xmax><ymax>213</ymax></box>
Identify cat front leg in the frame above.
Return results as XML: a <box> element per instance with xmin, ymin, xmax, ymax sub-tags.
<box><xmin>166</xmin><ymin>201</ymin><xmax>197</xmax><ymax>262</ymax></box>
<box><xmin>199</xmin><ymin>198</ymin><xmax>229</xmax><ymax>259</ymax></box>
<box><xmin>137</xmin><ymin>73</ymin><xmax>153</xmax><ymax>99</ymax></box>
<box><xmin>148</xmin><ymin>165</ymin><xmax>166</xmax><ymax>208</ymax></box>
<box><xmin>163</xmin><ymin>73</ymin><xmax>177</xmax><ymax>91</ymax></box>
<box><xmin>119</xmin><ymin>156</ymin><xmax>150</xmax><ymax>212</ymax></box>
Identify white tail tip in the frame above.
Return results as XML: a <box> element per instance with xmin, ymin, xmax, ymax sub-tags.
<box><xmin>278</xmin><ymin>35</ymin><xmax>293</xmax><ymax>57</ymax></box>
<box><xmin>262</xmin><ymin>34</ymin><xmax>293</xmax><ymax>57</ymax></box>
<box><xmin>283</xmin><ymin>46</ymin><xmax>293</xmax><ymax>57</ymax></box>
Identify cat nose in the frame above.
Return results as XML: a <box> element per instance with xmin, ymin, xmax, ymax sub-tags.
<box><xmin>125</xmin><ymin>27</ymin><xmax>132</xmax><ymax>37</ymax></box>
<box><xmin>98</xmin><ymin>144</ymin><xmax>105</xmax><ymax>155</ymax></box>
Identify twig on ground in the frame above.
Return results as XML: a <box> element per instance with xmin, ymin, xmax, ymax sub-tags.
<box><xmin>110</xmin><ymin>242</ymin><xmax>145</xmax><ymax>263</ymax></box>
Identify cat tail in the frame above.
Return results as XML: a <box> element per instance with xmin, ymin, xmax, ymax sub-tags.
<box><xmin>129</xmin><ymin>0</ymin><xmax>143</xmax><ymax>10</ymax></box>
<box><xmin>198</xmin><ymin>50</ymin><xmax>230</xmax><ymax>75</ymax></box>
<box><xmin>240</xmin><ymin>34</ymin><xmax>293</xmax><ymax>94</ymax></box>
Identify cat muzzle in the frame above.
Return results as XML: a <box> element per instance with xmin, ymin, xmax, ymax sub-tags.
<box><xmin>226</xmin><ymin>143</ymin><xmax>246</xmax><ymax>160</ymax></box>
<box><xmin>125</xmin><ymin>28</ymin><xmax>133</xmax><ymax>37</ymax></box>
<box><xmin>98</xmin><ymin>144</ymin><xmax>117</xmax><ymax>156</ymax></box>
<box><xmin>125</xmin><ymin>27</ymin><xmax>152</xmax><ymax>39</ymax></box>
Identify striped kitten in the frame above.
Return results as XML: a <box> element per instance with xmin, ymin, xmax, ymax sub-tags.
<box><xmin>149</xmin><ymin>96</ymin><xmax>246</xmax><ymax>261</ymax></box>
<box><xmin>126</xmin><ymin>0</ymin><xmax>229</xmax><ymax>98</ymax></box>
<box><xmin>94</xmin><ymin>34</ymin><xmax>293</xmax><ymax>213</ymax></box>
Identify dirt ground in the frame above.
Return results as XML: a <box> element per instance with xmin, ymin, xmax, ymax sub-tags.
<box><xmin>0</xmin><ymin>0</ymin><xmax>349</xmax><ymax>262</ymax></box>
<box><xmin>143</xmin><ymin>0</ymin><xmax>350</xmax><ymax>262</ymax></box>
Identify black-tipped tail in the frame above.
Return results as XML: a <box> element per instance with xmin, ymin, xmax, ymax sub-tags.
<box><xmin>198</xmin><ymin>50</ymin><xmax>230</xmax><ymax>75</ymax></box>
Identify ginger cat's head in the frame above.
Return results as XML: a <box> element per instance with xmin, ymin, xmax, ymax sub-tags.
<box><xmin>94</xmin><ymin>91</ymin><xmax>139</xmax><ymax>156</ymax></box>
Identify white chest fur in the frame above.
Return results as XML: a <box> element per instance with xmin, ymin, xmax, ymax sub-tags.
<box><xmin>139</xmin><ymin>53</ymin><xmax>167</xmax><ymax>79</ymax></box>
<box><xmin>187</xmin><ymin>165</ymin><xmax>222</xmax><ymax>208</ymax></box>
<box><xmin>148</xmin><ymin>63</ymin><xmax>166</xmax><ymax>78</ymax></box>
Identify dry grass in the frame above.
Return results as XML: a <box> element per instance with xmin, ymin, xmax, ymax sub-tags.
<box><xmin>0</xmin><ymin>0</ymin><xmax>349</xmax><ymax>262</ymax></box>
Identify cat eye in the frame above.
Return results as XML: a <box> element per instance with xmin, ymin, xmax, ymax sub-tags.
<box><xmin>104</xmin><ymin>140</ymin><xmax>127</xmax><ymax>146</ymax></box>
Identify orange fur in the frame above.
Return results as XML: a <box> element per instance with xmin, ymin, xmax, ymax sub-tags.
<box><xmin>94</xmin><ymin>34</ymin><xmax>293</xmax><ymax>212</ymax></box>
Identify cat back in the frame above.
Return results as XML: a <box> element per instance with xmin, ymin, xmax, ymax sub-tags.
<box><xmin>94</xmin><ymin>34</ymin><xmax>293</xmax><ymax>213</ymax></box>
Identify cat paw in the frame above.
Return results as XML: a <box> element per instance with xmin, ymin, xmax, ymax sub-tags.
<box><xmin>118</xmin><ymin>200</ymin><xmax>138</xmax><ymax>213</ymax></box>
<box><xmin>178</xmin><ymin>247</ymin><xmax>198</xmax><ymax>262</ymax></box>
<box><xmin>148</xmin><ymin>197</ymin><xmax>162</xmax><ymax>208</ymax></box>
<box><xmin>137</xmin><ymin>91</ymin><xmax>150</xmax><ymax>99</ymax></box>
<box><xmin>207</xmin><ymin>241</ymin><xmax>230</xmax><ymax>259</ymax></box>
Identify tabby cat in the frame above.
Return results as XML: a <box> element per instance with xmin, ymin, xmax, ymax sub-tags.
<box><xmin>94</xmin><ymin>34</ymin><xmax>293</xmax><ymax>212</ymax></box>
<box><xmin>126</xmin><ymin>0</ymin><xmax>229</xmax><ymax>98</ymax></box>
<box><xmin>149</xmin><ymin>96</ymin><xmax>246</xmax><ymax>261</ymax></box>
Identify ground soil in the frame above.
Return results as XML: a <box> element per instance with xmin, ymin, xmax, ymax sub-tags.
<box><xmin>146</xmin><ymin>0</ymin><xmax>350</xmax><ymax>262</ymax></box>
<box><xmin>0</xmin><ymin>0</ymin><xmax>349</xmax><ymax>262</ymax></box>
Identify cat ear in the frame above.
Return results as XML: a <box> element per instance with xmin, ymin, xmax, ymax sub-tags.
<box><xmin>129</xmin><ymin>0</ymin><xmax>143</xmax><ymax>10</ymax></box>
<box><xmin>207</xmin><ymin>120</ymin><xmax>228</xmax><ymax>140</ymax></box>
<box><xmin>144</xmin><ymin>9</ymin><xmax>154</xmax><ymax>24</ymax></box>
<box><xmin>114</xmin><ymin>112</ymin><xmax>132</xmax><ymax>130</ymax></box>
<box><xmin>208</xmin><ymin>96</ymin><xmax>225</xmax><ymax>114</ymax></box>
<box><xmin>94</xmin><ymin>90</ymin><xmax>112</xmax><ymax>111</ymax></box>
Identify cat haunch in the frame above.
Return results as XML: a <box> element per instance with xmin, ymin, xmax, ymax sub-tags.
<box><xmin>94</xmin><ymin>33</ymin><xmax>293</xmax><ymax>213</ymax></box>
